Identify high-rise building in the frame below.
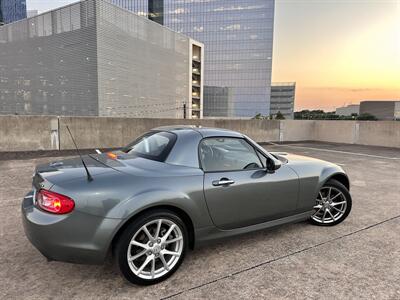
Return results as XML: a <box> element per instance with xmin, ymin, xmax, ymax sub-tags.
<box><xmin>270</xmin><ymin>83</ymin><xmax>295</xmax><ymax>119</ymax></box>
<box><xmin>0</xmin><ymin>0</ymin><xmax>27</xmax><ymax>24</ymax></box>
<box><xmin>109</xmin><ymin>0</ymin><xmax>275</xmax><ymax>118</ymax></box>
<box><xmin>0</xmin><ymin>0</ymin><xmax>203</xmax><ymax>118</ymax></box>
<box><xmin>109</xmin><ymin>0</ymin><xmax>163</xmax><ymax>23</ymax></box>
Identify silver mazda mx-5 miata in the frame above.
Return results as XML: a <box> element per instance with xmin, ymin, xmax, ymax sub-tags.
<box><xmin>22</xmin><ymin>126</ymin><xmax>352</xmax><ymax>285</ymax></box>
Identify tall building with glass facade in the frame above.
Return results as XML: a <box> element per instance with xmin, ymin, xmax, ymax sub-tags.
<box><xmin>109</xmin><ymin>0</ymin><xmax>275</xmax><ymax>118</ymax></box>
<box><xmin>0</xmin><ymin>0</ymin><xmax>27</xmax><ymax>24</ymax></box>
<box><xmin>110</xmin><ymin>0</ymin><xmax>163</xmax><ymax>23</ymax></box>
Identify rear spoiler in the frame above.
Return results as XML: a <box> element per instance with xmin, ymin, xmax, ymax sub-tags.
<box><xmin>32</xmin><ymin>168</ymin><xmax>55</xmax><ymax>191</ymax></box>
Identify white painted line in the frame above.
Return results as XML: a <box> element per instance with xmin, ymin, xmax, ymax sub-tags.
<box><xmin>352</xmin><ymin>180</ymin><xmax>367</xmax><ymax>187</ymax></box>
<box><xmin>269</xmin><ymin>144</ymin><xmax>400</xmax><ymax>160</ymax></box>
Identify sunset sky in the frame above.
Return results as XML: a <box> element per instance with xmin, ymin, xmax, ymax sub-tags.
<box><xmin>273</xmin><ymin>0</ymin><xmax>400</xmax><ymax>110</ymax></box>
<box><xmin>27</xmin><ymin>0</ymin><xmax>400</xmax><ymax>111</ymax></box>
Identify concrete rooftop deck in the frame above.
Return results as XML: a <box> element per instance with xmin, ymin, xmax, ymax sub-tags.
<box><xmin>0</xmin><ymin>143</ymin><xmax>399</xmax><ymax>299</ymax></box>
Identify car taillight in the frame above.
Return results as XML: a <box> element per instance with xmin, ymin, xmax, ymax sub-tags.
<box><xmin>36</xmin><ymin>189</ymin><xmax>75</xmax><ymax>214</ymax></box>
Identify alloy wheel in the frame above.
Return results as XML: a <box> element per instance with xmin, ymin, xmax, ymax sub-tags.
<box><xmin>311</xmin><ymin>186</ymin><xmax>347</xmax><ymax>224</ymax></box>
<box><xmin>127</xmin><ymin>218</ymin><xmax>184</xmax><ymax>280</ymax></box>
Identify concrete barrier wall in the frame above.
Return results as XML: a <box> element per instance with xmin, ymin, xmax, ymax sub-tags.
<box><xmin>279</xmin><ymin>120</ymin><xmax>315</xmax><ymax>142</ymax></box>
<box><xmin>58</xmin><ymin>117</ymin><xmax>280</xmax><ymax>150</ymax></box>
<box><xmin>313</xmin><ymin>121</ymin><xmax>357</xmax><ymax>144</ymax></box>
<box><xmin>358</xmin><ymin>121</ymin><xmax>400</xmax><ymax>148</ymax></box>
<box><xmin>0</xmin><ymin>115</ymin><xmax>399</xmax><ymax>152</ymax></box>
<box><xmin>0</xmin><ymin>115</ymin><xmax>59</xmax><ymax>151</ymax></box>
<box><xmin>213</xmin><ymin>119</ymin><xmax>280</xmax><ymax>143</ymax></box>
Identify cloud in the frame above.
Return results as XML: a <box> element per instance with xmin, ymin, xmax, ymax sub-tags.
<box><xmin>302</xmin><ymin>87</ymin><xmax>384</xmax><ymax>92</ymax></box>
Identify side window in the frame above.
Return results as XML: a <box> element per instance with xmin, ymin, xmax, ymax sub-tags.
<box><xmin>199</xmin><ymin>137</ymin><xmax>263</xmax><ymax>172</ymax></box>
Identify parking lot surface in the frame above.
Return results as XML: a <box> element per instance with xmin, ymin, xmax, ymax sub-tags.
<box><xmin>0</xmin><ymin>143</ymin><xmax>399</xmax><ymax>299</ymax></box>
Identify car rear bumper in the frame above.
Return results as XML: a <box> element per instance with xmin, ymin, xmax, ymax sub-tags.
<box><xmin>21</xmin><ymin>191</ymin><xmax>122</xmax><ymax>265</ymax></box>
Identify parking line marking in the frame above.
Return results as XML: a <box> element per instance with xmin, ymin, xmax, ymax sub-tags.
<box><xmin>163</xmin><ymin>214</ymin><xmax>400</xmax><ymax>299</ymax></box>
<box><xmin>269</xmin><ymin>144</ymin><xmax>400</xmax><ymax>160</ymax></box>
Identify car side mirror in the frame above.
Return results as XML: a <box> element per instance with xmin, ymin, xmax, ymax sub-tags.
<box><xmin>267</xmin><ymin>159</ymin><xmax>282</xmax><ymax>173</ymax></box>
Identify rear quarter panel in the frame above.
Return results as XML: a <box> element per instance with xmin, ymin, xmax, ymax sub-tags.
<box><xmin>49</xmin><ymin>165</ymin><xmax>212</xmax><ymax>229</ymax></box>
<box><xmin>105</xmin><ymin>168</ymin><xmax>212</xmax><ymax>230</ymax></box>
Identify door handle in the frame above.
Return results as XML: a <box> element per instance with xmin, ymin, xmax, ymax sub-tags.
<box><xmin>212</xmin><ymin>178</ymin><xmax>235</xmax><ymax>186</ymax></box>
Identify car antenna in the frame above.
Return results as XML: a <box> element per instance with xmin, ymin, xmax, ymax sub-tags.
<box><xmin>66</xmin><ymin>125</ymin><xmax>93</xmax><ymax>182</ymax></box>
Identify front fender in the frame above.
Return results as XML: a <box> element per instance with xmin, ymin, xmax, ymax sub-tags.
<box><xmin>305</xmin><ymin>166</ymin><xmax>348</xmax><ymax>210</ymax></box>
<box><xmin>290</xmin><ymin>162</ymin><xmax>347</xmax><ymax>212</ymax></box>
<box><xmin>318</xmin><ymin>166</ymin><xmax>349</xmax><ymax>192</ymax></box>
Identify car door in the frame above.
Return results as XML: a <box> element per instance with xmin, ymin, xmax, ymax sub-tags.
<box><xmin>200</xmin><ymin>137</ymin><xmax>299</xmax><ymax>230</ymax></box>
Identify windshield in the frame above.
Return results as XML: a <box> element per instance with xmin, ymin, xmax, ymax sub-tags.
<box><xmin>123</xmin><ymin>131</ymin><xmax>177</xmax><ymax>161</ymax></box>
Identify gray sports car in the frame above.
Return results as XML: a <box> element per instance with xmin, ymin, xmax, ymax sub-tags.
<box><xmin>22</xmin><ymin>126</ymin><xmax>352</xmax><ymax>285</ymax></box>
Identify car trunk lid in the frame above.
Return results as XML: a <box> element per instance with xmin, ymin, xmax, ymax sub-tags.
<box><xmin>32</xmin><ymin>155</ymin><xmax>121</xmax><ymax>190</ymax></box>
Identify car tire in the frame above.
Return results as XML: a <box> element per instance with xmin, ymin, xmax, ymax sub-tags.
<box><xmin>309</xmin><ymin>179</ymin><xmax>352</xmax><ymax>226</ymax></box>
<box><xmin>114</xmin><ymin>209</ymin><xmax>188</xmax><ymax>285</ymax></box>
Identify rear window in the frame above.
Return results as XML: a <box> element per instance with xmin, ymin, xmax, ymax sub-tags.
<box><xmin>123</xmin><ymin>131</ymin><xmax>177</xmax><ymax>162</ymax></box>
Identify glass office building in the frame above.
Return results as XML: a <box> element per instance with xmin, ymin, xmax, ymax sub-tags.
<box><xmin>111</xmin><ymin>0</ymin><xmax>275</xmax><ymax>117</ymax></box>
<box><xmin>0</xmin><ymin>0</ymin><xmax>27</xmax><ymax>24</ymax></box>
<box><xmin>110</xmin><ymin>0</ymin><xmax>163</xmax><ymax>23</ymax></box>
<box><xmin>109</xmin><ymin>0</ymin><xmax>148</xmax><ymax>16</ymax></box>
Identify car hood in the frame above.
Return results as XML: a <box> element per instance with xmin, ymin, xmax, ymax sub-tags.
<box><xmin>271</xmin><ymin>152</ymin><xmax>331</xmax><ymax>165</ymax></box>
<box><xmin>271</xmin><ymin>152</ymin><xmax>344</xmax><ymax>177</ymax></box>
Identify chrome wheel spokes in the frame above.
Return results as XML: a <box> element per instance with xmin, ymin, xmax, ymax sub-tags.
<box><xmin>311</xmin><ymin>186</ymin><xmax>347</xmax><ymax>224</ymax></box>
<box><xmin>127</xmin><ymin>219</ymin><xmax>183</xmax><ymax>280</ymax></box>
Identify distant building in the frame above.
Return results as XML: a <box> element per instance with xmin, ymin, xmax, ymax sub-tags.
<box><xmin>108</xmin><ymin>0</ymin><xmax>275</xmax><ymax>118</ymax></box>
<box><xmin>0</xmin><ymin>0</ymin><xmax>27</xmax><ymax>24</ymax></box>
<box><xmin>270</xmin><ymin>83</ymin><xmax>296</xmax><ymax>119</ymax></box>
<box><xmin>0</xmin><ymin>0</ymin><xmax>203</xmax><ymax>119</ymax></box>
<box><xmin>336</xmin><ymin>104</ymin><xmax>359</xmax><ymax>116</ymax></box>
<box><xmin>360</xmin><ymin>101</ymin><xmax>400</xmax><ymax>120</ymax></box>
<box><xmin>27</xmin><ymin>10</ymin><xmax>38</xmax><ymax>18</ymax></box>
